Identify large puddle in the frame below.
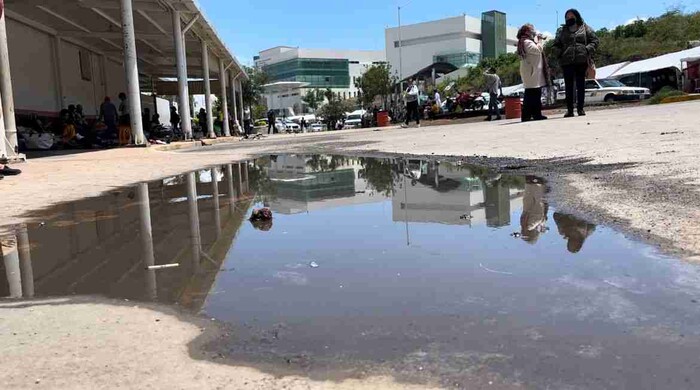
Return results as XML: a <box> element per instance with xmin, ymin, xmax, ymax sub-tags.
<box><xmin>3</xmin><ymin>155</ymin><xmax>700</xmax><ymax>389</ymax></box>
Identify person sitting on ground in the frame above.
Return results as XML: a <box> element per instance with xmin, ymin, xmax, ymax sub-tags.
<box><xmin>517</xmin><ymin>23</ymin><xmax>549</xmax><ymax>122</ymax></box>
<box><xmin>75</xmin><ymin>104</ymin><xmax>88</xmax><ymax>128</ymax></box>
<box><xmin>58</xmin><ymin>109</ymin><xmax>78</xmax><ymax>147</ymax></box>
<box><xmin>98</xmin><ymin>96</ymin><xmax>118</xmax><ymax>139</ymax></box>
<box><xmin>151</xmin><ymin>113</ymin><xmax>161</xmax><ymax>127</ymax></box>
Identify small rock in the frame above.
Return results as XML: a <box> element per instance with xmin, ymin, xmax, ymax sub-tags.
<box><xmin>35</xmin><ymin>379</ymin><xmax>41</xmax><ymax>384</ymax></box>
<box><xmin>155</xmin><ymin>319</ymin><xmax>160</xmax><ymax>322</ymax></box>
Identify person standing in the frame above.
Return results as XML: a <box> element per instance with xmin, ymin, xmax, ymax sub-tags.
<box><xmin>98</xmin><ymin>96</ymin><xmax>118</xmax><ymax>137</ymax></box>
<box><xmin>553</xmin><ymin>9</ymin><xmax>599</xmax><ymax>117</ymax></box>
<box><xmin>243</xmin><ymin>106</ymin><xmax>252</xmax><ymax>136</ymax></box>
<box><xmin>267</xmin><ymin>109</ymin><xmax>276</xmax><ymax>135</ymax></box>
<box><xmin>434</xmin><ymin>89</ymin><xmax>443</xmax><ymax>113</ymax></box>
<box><xmin>402</xmin><ymin>79</ymin><xmax>420</xmax><ymax>128</ymax></box>
<box><xmin>483</xmin><ymin>68</ymin><xmax>502</xmax><ymax>121</ymax></box>
<box><xmin>300</xmin><ymin>116</ymin><xmax>307</xmax><ymax>132</ymax></box>
<box><xmin>170</xmin><ymin>106</ymin><xmax>181</xmax><ymax>133</ymax></box>
<box><xmin>517</xmin><ymin>24</ymin><xmax>548</xmax><ymax>122</ymax></box>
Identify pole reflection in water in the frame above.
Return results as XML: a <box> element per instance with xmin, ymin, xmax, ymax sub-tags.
<box><xmin>1</xmin><ymin>233</ymin><xmax>21</xmax><ymax>298</ymax></box>
<box><xmin>17</xmin><ymin>224</ymin><xmax>34</xmax><ymax>298</ymax></box>
<box><xmin>211</xmin><ymin>167</ymin><xmax>222</xmax><ymax>239</ymax></box>
<box><xmin>187</xmin><ymin>172</ymin><xmax>202</xmax><ymax>273</ymax></box>
<box><xmin>137</xmin><ymin>183</ymin><xmax>157</xmax><ymax>300</ymax></box>
<box><xmin>237</xmin><ymin>163</ymin><xmax>243</xmax><ymax>197</ymax></box>
<box><xmin>227</xmin><ymin>164</ymin><xmax>237</xmax><ymax>215</ymax></box>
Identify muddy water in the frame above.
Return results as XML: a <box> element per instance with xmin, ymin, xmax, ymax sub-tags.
<box><xmin>2</xmin><ymin>155</ymin><xmax>700</xmax><ymax>389</ymax></box>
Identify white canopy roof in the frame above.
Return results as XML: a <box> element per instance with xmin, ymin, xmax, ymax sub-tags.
<box><xmin>596</xmin><ymin>62</ymin><xmax>630</xmax><ymax>79</ymax></box>
<box><xmin>604</xmin><ymin>47</ymin><xmax>700</xmax><ymax>78</ymax></box>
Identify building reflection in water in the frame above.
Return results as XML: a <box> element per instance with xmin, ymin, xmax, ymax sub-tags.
<box><xmin>0</xmin><ymin>163</ymin><xmax>252</xmax><ymax>308</ymax></box>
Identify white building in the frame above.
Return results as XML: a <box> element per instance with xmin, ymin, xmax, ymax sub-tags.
<box><xmin>385</xmin><ymin>11</ymin><xmax>518</xmax><ymax>80</ymax></box>
<box><xmin>255</xmin><ymin>46</ymin><xmax>385</xmax><ymax>113</ymax></box>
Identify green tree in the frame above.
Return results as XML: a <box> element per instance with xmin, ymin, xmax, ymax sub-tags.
<box><xmin>241</xmin><ymin>66</ymin><xmax>269</xmax><ymax>108</ymax></box>
<box><xmin>302</xmin><ymin>88</ymin><xmax>324</xmax><ymax>111</ymax></box>
<box><xmin>316</xmin><ymin>94</ymin><xmax>355</xmax><ymax>130</ymax></box>
<box><xmin>355</xmin><ymin>63</ymin><xmax>396</xmax><ymax>108</ymax></box>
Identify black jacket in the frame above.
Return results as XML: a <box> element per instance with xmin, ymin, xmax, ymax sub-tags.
<box><xmin>553</xmin><ymin>24</ymin><xmax>599</xmax><ymax>67</ymax></box>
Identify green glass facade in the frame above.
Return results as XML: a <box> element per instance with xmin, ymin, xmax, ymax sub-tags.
<box><xmin>433</xmin><ymin>52</ymin><xmax>482</xmax><ymax>68</ymax></box>
<box><xmin>481</xmin><ymin>11</ymin><xmax>507</xmax><ymax>59</ymax></box>
<box><xmin>264</xmin><ymin>58</ymin><xmax>351</xmax><ymax>88</ymax></box>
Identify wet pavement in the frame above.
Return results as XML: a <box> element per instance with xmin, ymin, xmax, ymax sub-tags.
<box><xmin>3</xmin><ymin>155</ymin><xmax>700</xmax><ymax>389</ymax></box>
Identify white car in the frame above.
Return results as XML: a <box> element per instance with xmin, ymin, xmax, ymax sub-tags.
<box><xmin>344</xmin><ymin>110</ymin><xmax>365</xmax><ymax>129</ymax></box>
<box><xmin>282</xmin><ymin>119</ymin><xmax>301</xmax><ymax>132</ymax></box>
<box><xmin>557</xmin><ymin>79</ymin><xmax>651</xmax><ymax>103</ymax></box>
<box><xmin>310</xmin><ymin>122</ymin><xmax>325</xmax><ymax>132</ymax></box>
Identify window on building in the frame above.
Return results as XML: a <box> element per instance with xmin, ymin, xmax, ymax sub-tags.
<box><xmin>79</xmin><ymin>50</ymin><xmax>92</xmax><ymax>81</ymax></box>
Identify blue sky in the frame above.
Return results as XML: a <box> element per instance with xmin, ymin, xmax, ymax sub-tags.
<box><xmin>199</xmin><ymin>0</ymin><xmax>698</xmax><ymax>65</ymax></box>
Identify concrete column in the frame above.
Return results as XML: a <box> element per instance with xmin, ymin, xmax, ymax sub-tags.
<box><xmin>172</xmin><ymin>10</ymin><xmax>192</xmax><ymax>139</ymax></box>
<box><xmin>1</xmin><ymin>234</ymin><xmax>22</xmax><ymax>298</ymax></box>
<box><xmin>186</xmin><ymin>172</ymin><xmax>202</xmax><ymax>272</ymax></box>
<box><xmin>211</xmin><ymin>168</ymin><xmax>222</xmax><ymax>239</ymax></box>
<box><xmin>0</xmin><ymin>79</ymin><xmax>6</xmax><ymax>159</ymax></box>
<box><xmin>218</xmin><ymin>59</ymin><xmax>230</xmax><ymax>137</ymax></box>
<box><xmin>137</xmin><ymin>183</ymin><xmax>157</xmax><ymax>300</ymax></box>
<box><xmin>120</xmin><ymin>0</ymin><xmax>145</xmax><ymax>145</ymax></box>
<box><xmin>17</xmin><ymin>225</ymin><xmax>34</xmax><ymax>298</ymax></box>
<box><xmin>0</xmin><ymin>13</ymin><xmax>17</xmax><ymax>154</ymax></box>
<box><xmin>230</xmin><ymin>73</ymin><xmax>239</xmax><ymax>133</ymax></box>
<box><xmin>226</xmin><ymin>164</ymin><xmax>236</xmax><ymax>215</ymax></box>
<box><xmin>238</xmin><ymin>79</ymin><xmax>244</xmax><ymax>129</ymax></box>
<box><xmin>52</xmin><ymin>36</ymin><xmax>65</xmax><ymax>110</ymax></box>
<box><xmin>201</xmin><ymin>41</ymin><xmax>215</xmax><ymax>139</ymax></box>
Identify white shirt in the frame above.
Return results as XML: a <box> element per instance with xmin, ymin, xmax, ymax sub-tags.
<box><xmin>434</xmin><ymin>92</ymin><xmax>442</xmax><ymax>107</ymax></box>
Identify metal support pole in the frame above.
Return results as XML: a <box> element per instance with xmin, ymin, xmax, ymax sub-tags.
<box><xmin>172</xmin><ymin>10</ymin><xmax>192</xmax><ymax>139</ymax></box>
<box><xmin>120</xmin><ymin>0</ymin><xmax>145</xmax><ymax>145</ymax></box>
<box><xmin>1</xmin><ymin>234</ymin><xmax>22</xmax><ymax>298</ymax></box>
<box><xmin>218</xmin><ymin>59</ymin><xmax>230</xmax><ymax>136</ymax></box>
<box><xmin>230</xmin><ymin>72</ymin><xmax>239</xmax><ymax>133</ymax></box>
<box><xmin>226</xmin><ymin>164</ymin><xmax>236</xmax><ymax>215</ymax></box>
<box><xmin>137</xmin><ymin>183</ymin><xmax>157</xmax><ymax>300</ymax></box>
<box><xmin>398</xmin><ymin>6</ymin><xmax>403</xmax><ymax>86</ymax></box>
<box><xmin>0</xmin><ymin>13</ymin><xmax>17</xmax><ymax>154</ymax></box>
<box><xmin>186</xmin><ymin>172</ymin><xmax>202</xmax><ymax>271</ymax></box>
<box><xmin>237</xmin><ymin>79</ymin><xmax>244</xmax><ymax>130</ymax></box>
<box><xmin>211</xmin><ymin>168</ymin><xmax>222</xmax><ymax>239</ymax></box>
<box><xmin>17</xmin><ymin>225</ymin><xmax>34</xmax><ymax>298</ymax></box>
<box><xmin>201</xmin><ymin>41</ymin><xmax>215</xmax><ymax>138</ymax></box>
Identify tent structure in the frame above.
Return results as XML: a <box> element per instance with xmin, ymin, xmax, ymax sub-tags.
<box><xmin>0</xmin><ymin>0</ymin><xmax>247</xmax><ymax>161</ymax></box>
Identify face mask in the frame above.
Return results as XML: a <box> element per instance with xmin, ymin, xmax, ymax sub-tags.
<box><xmin>565</xmin><ymin>18</ymin><xmax>577</xmax><ymax>27</ymax></box>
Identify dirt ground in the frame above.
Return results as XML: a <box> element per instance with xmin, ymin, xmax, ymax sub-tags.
<box><xmin>2</xmin><ymin>100</ymin><xmax>700</xmax><ymax>389</ymax></box>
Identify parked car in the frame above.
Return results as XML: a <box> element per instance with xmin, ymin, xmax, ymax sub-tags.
<box><xmin>282</xmin><ymin>119</ymin><xmax>301</xmax><ymax>132</ymax></box>
<box><xmin>310</xmin><ymin>122</ymin><xmax>325</xmax><ymax>132</ymax></box>
<box><xmin>344</xmin><ymin>110</ymin><xmax>365</xmax><ymax>129</ymax></box>
<box><xmin>557</xmin><ymin>79</ymin><xmax>651</xmax><ymax>103</ymax></box>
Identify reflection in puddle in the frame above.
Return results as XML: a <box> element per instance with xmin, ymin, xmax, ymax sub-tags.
<box><xmin>3</xmin><ymin>155</ymin><xmax>700</xmax><ymax>389</ymax></box>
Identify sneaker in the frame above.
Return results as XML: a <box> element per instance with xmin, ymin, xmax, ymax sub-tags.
<box><xmin>0</xmin><ymin>166</ymin><xmax>21</xmax><ymax>176</ymax></box>
<box><xmin>534</xmin><ymin>116</ymin><xmax>548</xmax><ymax>121</ymax></box>
<box><xmin>577</xmin><ymin>109</ymin><xmax>586</xmax><ymax>116</ymax></box>
<box><xmin>401</xmin><ymin>124</ymin><xmax>409</xmax><ymax>129</ymax></box>
<box><xmin>564</xmin><ymin>112</ymin><xmax>575</xmax><ymax>118</ymax></box>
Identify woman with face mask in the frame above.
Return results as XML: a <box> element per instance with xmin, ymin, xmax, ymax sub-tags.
<box><xmin>553</xmin><ymin>9</ymin><xmax>599</xmax><ymax>118</ymax></box>
<box><xmin>517</xmin><ymin>24</ymin><xmax>548</xmax><ymax>122</ymax></box>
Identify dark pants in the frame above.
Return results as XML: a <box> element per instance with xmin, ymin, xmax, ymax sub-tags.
<box><xmin>488</xmin><ymin>93</ymin><xmax>501</xmax><ymax>119</ymax></box>
<box><xmin>405</xmin><ymin>101</ymin><xmax>420</xmax><ymax>126</ymax></box>
<box><xmin>522</xmin><ymin>88</ymin><xmax>544</xmax><ymax>122</ymax></box>
<box><xmin>267</xmin><ymin>120</ymin><xmax>275</xmax><ymax>134</ymax></box>
<box><xmin>563</xmin><ymin>63</ymin><xmax>588</xmax><ymax>113</ymax></box>
<box><xmin>244</xmin><ymin>120</ymin><xmax>251</xmax><ymax>135</ymax></box>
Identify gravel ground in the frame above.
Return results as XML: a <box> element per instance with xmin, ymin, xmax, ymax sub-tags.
<box><xmin>2</xmin><ymin>100</ymin><xmax>699</xmax><ymax>389</ymax></box>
